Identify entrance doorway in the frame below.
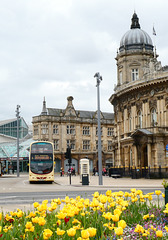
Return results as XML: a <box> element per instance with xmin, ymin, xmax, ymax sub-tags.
<box><xmin>143</xmin><ymin>145</ymin><xmax>148</xmax><ymax>167</ymax></box>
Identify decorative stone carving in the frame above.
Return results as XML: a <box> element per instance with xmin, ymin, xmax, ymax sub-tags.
<box><xmin>136</xmin><ymin>102</ymin><xmax>142</xmax><ymax>112</ymax></box>
<box><xmin>165</xmin><ymin>97</ymin><xmax>168</xmax><ymax>106</ymax></box>
<box><xmin>127</xmin><ymin>105</ymin><xmax>131</xmax><ymax>115</ymax></box>
<box><xmin>143</xmin><ymin>59</ymin><xmax>162</xmax><ymax>78</ymax></box>
<box><xmin>149</xmin><ymin>99</ymin><xmax>157</xmax><ymax>110</ymax></box>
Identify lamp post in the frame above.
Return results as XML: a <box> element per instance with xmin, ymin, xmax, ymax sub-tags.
<box><xmin>94</xmin><ymin>72</ymin><xmax>103</xmax><ymax>185</ymax></box>
<box><xmin>16</xmin><ymin>105</ymin><xmax>20</xmax><ymax>177</ymax></box>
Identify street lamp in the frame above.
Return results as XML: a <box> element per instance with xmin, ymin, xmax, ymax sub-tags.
<box><xmin>16</xmin><ymin>105</ymin><xmax>20</xmax><ymax>177</ymax></box>
<box><xmin>94</xmin><ymin>72</ymin><xmax>103</xmax><ymax>185</ymax></box>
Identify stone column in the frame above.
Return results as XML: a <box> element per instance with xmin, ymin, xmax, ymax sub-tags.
<box><xmin>134</xmin><ymin>145</ymin><xmax>138</xmax><ymax>167</ymax></box>
<box><xmin>147</xmin><ymin>142</ymin><xmax>152</xmax><ymax>167</ymax></box>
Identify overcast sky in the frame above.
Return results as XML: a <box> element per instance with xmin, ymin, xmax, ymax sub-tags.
<box><xmin>0</xmin><ymin>0</ymin><xmax>168</xmax><ymax>125</ymax></box>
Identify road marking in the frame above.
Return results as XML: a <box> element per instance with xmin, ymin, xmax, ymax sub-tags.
<box><xmin>23</xmin><ymin>180</ymin><xmax>28</xmax><ymax>185</ymax></box>
<box><xmin>0</xmin><ymin>196</ymin><xmax>17</xmax><ymax>200</ymax></box>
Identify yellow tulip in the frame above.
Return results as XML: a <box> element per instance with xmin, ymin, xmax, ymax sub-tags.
<box><xmin>87</xmin><ymin>227</ymin><xmax>97</xmax><ymax>237</ymax></box>
<box><xmin>67</xmin><ymin>228</ymin><xmax>76</xmax><ymax>237</ymax></box>
<box><xmin>115</xmin><ymin>226</ymin><xmax>123</xmax><ymax>236</ymax></box>
<box><xmin>25</xmin><ymin>222</ymin><xmax>33</xmax><ymax>229</ymax></box>
<box><xmin>165</xmin><ymin>226</ymin><xmax>168</xmax><ymax>232</ymax></box>
<box><xmin>3</xmin><ymin>227</ymin><xmax>8</xmax><ymax>233</ymax></box>
<box><xmin>112</xmin><ymin>214</ymin><xmax>119</xmax><ymax>222</ymax></box>
<box><xmin>33</xmin><ymin>202</ymin><xmax>39</xmax><ymax>208</ymax></box>
<box><xmin>81</xmin><ymin>229</ymin><xmax>90</xmax><ymax>239</ymax></box>
<box><xmin>38</xmin><ymin>217</ymin><xmax>46</xmax><ymax>226</ymax></box>
<box><xmin>155</xmin><ymin>190</ymin><xmax>162</xmax><ymax>196</ymax></box>
<box><xmin>32</xmin><ymin>217</ymin><xmax>39</xmax><ymax>224</ymax></box>
<box><xmin>118</xmin><ymin>220</ymin><xmax>127</xmax><ymax>229</ymax></box>
<box><xmin>17</xmin><ymin>211</ymin><xmax>23</xmax><ymax>218</ymax></box>
<box><xmin>56</xmin><ymin>228</ymin><xmax>65</xmax><ymax>236</ymax></box>
<box><xmin>93</xmin><ymin>191</ymin><xmax>99</xmax><ymax>198</ymax></box>
<box><xmin>42</xmin><ymin>200</ymin><xmax>48</xmax><ymax>205</ymax></box>
<box><xmin>156</xmin><ymin>230</ymin><xmax>163</xmax><ymax>237</ymax></box>
<box><xmin>43</xmin><ymin>229</ymin><xmax>53</xmax><ymax>240</ymax></box>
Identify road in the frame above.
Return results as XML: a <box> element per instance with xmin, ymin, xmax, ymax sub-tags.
<box><xmin>0</xmin><ymin>173</ymin><xmax>165</xmax><ymax>212</ymax></box>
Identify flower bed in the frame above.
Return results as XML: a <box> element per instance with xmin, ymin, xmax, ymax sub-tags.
<box><xmin>0</xmin><ymin>189</ymin><xmax>168</xmax><ymax>239</ymax></box>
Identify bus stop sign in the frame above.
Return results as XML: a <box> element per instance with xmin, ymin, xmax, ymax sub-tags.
<box><xmin>166</xmin><ymin>144</ymin><xmax>168</xmax><ymax>151</ymax></box>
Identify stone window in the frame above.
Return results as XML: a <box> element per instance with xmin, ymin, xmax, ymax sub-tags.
<box><xmin>41</xmin><ymin>124</ymin><xmax>48</xmax><ymax>134</ymax></box>
<box><xmin>67</xmin><ymin>139</ymin><xmax>75</xmax><ymax>150</ymax></box>
<box><xmin>67</xmin><ymin>125</ymin><xmax>75</xmax><ymax>135</ymax></box>
<box><xmin>83</xmin><ymin>126</ymin><xmax>90</xmax><ymax>135</ymax></box>
<box><xmin>33</xmin><ymin>125</ymin><xmax>38</xmax><ymax>135</ymax></box>
<box><xmin>83</xmin><ymin>140</ymin><xmax>90</xmax><ymax>150</ymax></box>
<box><xmin>53</xmin><ymin>124</ymin><xmax>59</xmax><ymax>134</ymax></box>
<box><xmin>108</xmin><ymin>141</ymin><xmax>112</xmax><ymax>151</ymax></box>
<box><xmin>96</xmin><ymin>140</ymin><xmax>103</xmax><ymax>150</ymax></box>
<box><xmin>54</xmin><ymin>139</ymin><xmax>59</xmax><ymax>150</ymax></box>
<box><xmin>96</xmin><ymin>127</ymin><xmax>102</xmax><ymax>136</ymax></box>
<box><xmin>107</xmin><ymin>127</ymin><xmax>114</xmax><ymax>136</ymax></box>
<box><xmin>132</xmin><ymin>68</ymin><xmax>139</xmax><ymax>81</ymax></box>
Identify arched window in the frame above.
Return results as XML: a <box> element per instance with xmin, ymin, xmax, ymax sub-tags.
<box><xmin>129</xmin><ymin>115</ymin><xmax>132</xmax><ymax>131</ymax></box>
<box><xmin>119</xmin><ymin>71</ymin><xmax>122</xmax><ymax>85</ymax></box>
<box><xmin>138</xmin><ymin>111</ymin><xmax>142</xmax><ymax>128</ymax></box>
<box><xmin>151</xmin><ymin>108</ymin><xmax>157</xmax><ymax>126</ymax></box>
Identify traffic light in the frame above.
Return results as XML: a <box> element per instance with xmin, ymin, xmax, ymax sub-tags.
<box><xmin>64</xmin><ymin>147</ymin><xmax>72</xmax><ymax>164</ymax></box>
<box><xmin>64</xmin><ymin>149</ymin><xmax>69</xmax><ymax>159</ymax></box>
<box><xmin>67</xmin><ymin>147</ymin><xmax>71</xmax><ymax>164</ymax></box>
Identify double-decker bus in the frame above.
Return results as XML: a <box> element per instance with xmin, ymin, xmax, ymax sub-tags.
<box><xmin>29</xmin><ymin>141</ymin><xmax>54</xmax><ymax>183</ymax></box>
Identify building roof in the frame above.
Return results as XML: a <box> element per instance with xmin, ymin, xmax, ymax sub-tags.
<box><xmin>119</xmin><ymin>12</ymin><xmax>153</xmax><ymax>52</ymax></box>
<box><xmin>131</xmin><ymin>129</ymin><xmax>153</xmax><ymax>138</ymax></box>
<box><xmin>0</xmin><ymin>118</ymin><xmax>17</xmax><ymax>126</ymax></box>
<box><xmin>47</xmin><ymin>108</ymin><xmax>114</xmax><ymax>120</ymax></box>
<box><xmin>0</xmin><ymin>138</ymin><xmax>33</xmax><ymax>158</ymax></box>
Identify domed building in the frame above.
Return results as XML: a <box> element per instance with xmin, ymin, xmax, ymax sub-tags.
<box><xmin>109</xmin><ymin>13</ymin><xmax>168</xmax><ymax>172</ymax></box>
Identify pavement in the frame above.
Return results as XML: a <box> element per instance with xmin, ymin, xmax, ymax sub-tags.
<box><xmin>1</xmin><ymin>172</ymin><xmax>165</xmax><ymax>189</ymax></box>
<box><xmin>54</xmin><ymin>174</ymin><xmax>164</xmax><ymax>189</ymax></box>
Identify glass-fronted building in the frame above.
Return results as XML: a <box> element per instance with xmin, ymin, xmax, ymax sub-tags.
<box><xmin>0</xmin><ymin>118</ymin><xmax>31</xmax><ymax>175</ymax></box>
<box><xmin>0</xmin><ymin>138</ymin><xmax>33</xmax><ymax>174</ymax></box>
<box><xmin>0</xmin><ymin>118</ymin><xmax>28</xmax><ymax>139</ymax></box>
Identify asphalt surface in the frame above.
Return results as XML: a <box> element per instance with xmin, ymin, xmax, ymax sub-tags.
<box><xmin>0</xmin><ymin>173</ymin><xmax>165</xmax><ymax>213</ymax></box>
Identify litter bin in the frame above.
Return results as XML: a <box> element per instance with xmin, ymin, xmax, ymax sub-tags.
<box><xmin>82</xmin><ymin>174</ymin><xmax>89</xmax><ymax>185</ymax></box>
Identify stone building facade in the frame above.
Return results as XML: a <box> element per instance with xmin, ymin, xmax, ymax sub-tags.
<box><xmin>109</xmin><ymin>13</ymin><xmax>168</xmax><ymax>168</ymax></box>
<box><xmin>32</xmin><ymin>96</ymin><xmax>114</xmax><ymax>173</ymax></box>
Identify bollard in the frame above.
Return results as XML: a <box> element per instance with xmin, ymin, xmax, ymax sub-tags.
<box><xmin>165</xmin><ymin>187</ymin><xmax>168</xmax><ymax>205</ymax></box>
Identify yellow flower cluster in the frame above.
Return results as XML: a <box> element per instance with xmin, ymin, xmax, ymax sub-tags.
<box><xmin>0</xmin><ymin>188</ymin><xmax>167</xmax><ymax>239</ymax></box>
<box><xmin>134</xmin><ymin>223</ymin><xmax>168</xmax><ymax>238</ymax></box>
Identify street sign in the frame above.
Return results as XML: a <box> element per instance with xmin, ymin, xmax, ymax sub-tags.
<box><xmin>166</xmin><ymin>144</ymin><xmax>168</xmax><ymax>151</ymax></box>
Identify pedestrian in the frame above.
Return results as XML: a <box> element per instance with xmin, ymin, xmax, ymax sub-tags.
<box><xmin>93</xmin><ymin>167</ymin><xmax>96</xmax><ymax>176</ymax></box>
<box><xmin>60</xmin><ymin>167</ymin><xmax>63</xmax><ymax>177</ymax></box>
<box><xmin>103</xmin><ymin>167</ymin><xmax>106</xmax><ymax>176</ymax></box>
